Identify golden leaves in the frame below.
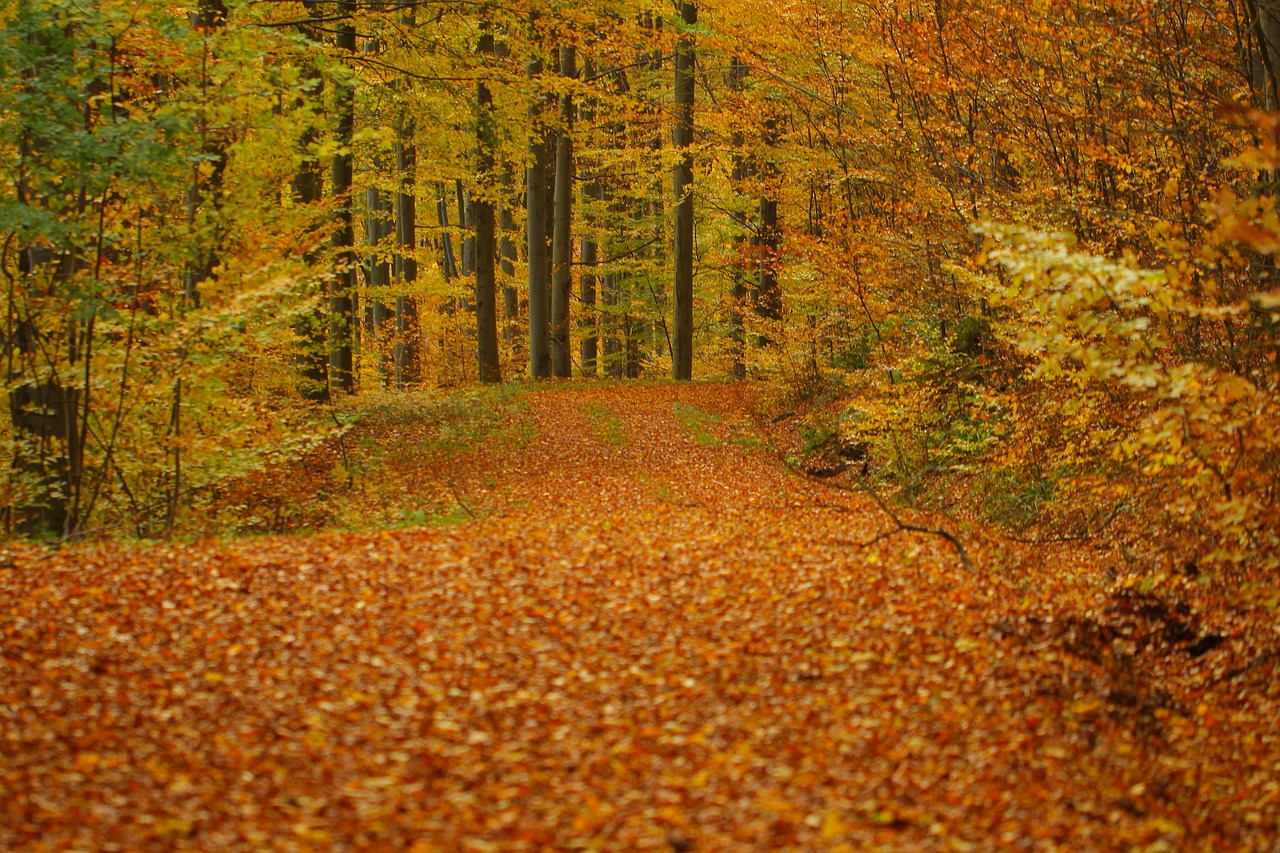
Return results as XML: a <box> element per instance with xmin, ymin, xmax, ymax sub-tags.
<box><xmin>0</xmin><ymin>384</ymin><xmax>1276</xmax><ymax>850</ymax></box>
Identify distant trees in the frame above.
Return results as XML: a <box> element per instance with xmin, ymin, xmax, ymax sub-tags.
<box><xmin>4</xmin><ymin>0</ymin><xmax>1278</xmax><ymax>570</ymax></box>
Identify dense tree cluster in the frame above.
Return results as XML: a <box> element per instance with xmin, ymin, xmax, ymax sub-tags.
<box><xmin>1</xmin><ymin>0</ymin><xmax>1277</xmax><ymax>572</ymax></box>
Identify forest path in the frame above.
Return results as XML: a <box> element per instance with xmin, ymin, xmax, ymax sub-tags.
<box><xmin>0</xmin><ymin>382</ymin><xmax>1271</xmax><ymax>851</ymax></box>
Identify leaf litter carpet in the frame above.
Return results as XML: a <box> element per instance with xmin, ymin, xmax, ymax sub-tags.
<box><xmin>2</xmin><ymin>383</ymin><xmax>1277</xmax><ymax>851</ymax></box>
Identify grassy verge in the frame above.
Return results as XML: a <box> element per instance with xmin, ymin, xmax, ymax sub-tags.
<box><xmin>204</xmin><ymin>384</ymin><xmax>533</xmax><ymax>536</ymax></box>
<box><xmin>581</xmin><ymin>401</ymin><xmax>629</xmax><ymax>447</ymax></box>
<box><xmin>673</xmin><ymin>400</ymin><xmax>721</xmax><ymax>446</ymax></box>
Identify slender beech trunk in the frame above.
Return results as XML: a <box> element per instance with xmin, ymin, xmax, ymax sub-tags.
<box><xmin>671</xmin><ymin>2</ymin><xmax>696</xmax><ymax>380</ymax></box>
<box><xmin>361</xmin><ymin>36</ymin><xmax>389</xmax><ymax>367</ymax></box>
<box><xmin>580</xmin><ymin>225</ymin><xmax>599</xmax><ymax>374</ymax></box>
<box><xmin>578</xmin><ymin>58</ymin><xmax>599</xmax><ymax>375</ymax></box>
<box><xmin>600</xmin><ymin>65</ymin><xmax>627</xmax><ymax>377</ymax></box>
<box><xmin>603</xmin><ymin>265</ymin><xmax>622</xmax><ymax>375</ymax></box>
<box><xmin>364</xmin><ymin>185</ymin><xmax>380</xmax><ymax>337</ymax></box>
<box><xmin>294</xmin><ymin>1</ymin><xmax>328</xmax><ymax>401</ymax></box>
<box><xmin>183</xmin><ymin>0</ymin><xmax>228</xmax><ymax>308</ymax></box>
<box><xmin>601</xmin><ymin>176</ymin><xmax>623</xmax><ymax>377</ymax></box>
<box><xmin>550</xmin><ymin>46</ymin><xmax>577</xmax><ymax>377</ymax></box>
<box><xmin>437</xmin><ymin>182</ymin><xmax>458</xmax><ymax>280</ymax></box>
<box><xmin>458</xmin><ymin>180</ymin><xmax>474</xmax><ymax>279</ymax></box>
<box><xmin>329</xmin><ymin>0</ymin><xmax>356</xmax><ymax>393</ymax></box>
<box><xmin>526</xmin><ymin>15</ymin><xmax>552</xmax><ymax>378</ymax></box>
<box><xmin>728</xmin><ymin>56</ymin><xmax>749</xmax><ymax>380</ymax></box>
<box><xmin>391</xmin><ymin>0</ymin><xmax>420</xmax><ymax>388</ymax></box>
<box><xmin>1255</xmin><ymin>2</ymin><xmax>1280</xmax><ymax>110</ymax></box>
<box><xmin>756</xmin><ymin>112</ymin><xmax>782</xmax><ymax>344</ymax></box>
<box><xmin>365</xmin><ymin>182</ymin><xmax>393</xmax><ymax>384</ymax></box>
<box><xmin>475</xmin><ymin>23</ymin><xmax>501</xmax><ymax>383</ymax></box>
<box><xmin>394</xmin><ymin>124</ymin><xmax>420</xmax><ymax>387</ymax></box>
<box><xmin>500</xmin><ymin>168</ymin><xmax>519</xmax><ymax>343</ymax></box>
<box><xmin>642</xmin><ymin>12</ymin><xmax>666</xmax><ymax>363</ymax></box>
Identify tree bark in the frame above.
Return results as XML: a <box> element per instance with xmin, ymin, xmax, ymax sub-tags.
<box><xmin>551</xmin><ymin>46</ymin><xmax>577</xmax><ymax>378</ymax></box>
<box><xmin>475</xmin><ymin>24</ymin><xmax>502</xmax><ymax>383</ymax></box>
<box><xmin>458</xmin><ymin>180</ymin><xmax>474</xmax><ymax>278</ymax></box>
<box><xmin>578</xmin><ymin>63</ymin><xmax>600</xmax><ymax>376</ymax></box>
<box><xmin>183</xmin><ymin>0</ymin><xmax>228</xmax><ymax>308</ymax></box>
<box><xmin>394</xmin><ymin>123</ymin><xmax>421</xmax><ymax>388</ymax></box>
<box><xmin>438</xmin><ymin>182</ymin><xmax>458</xmax><ymax>280</ymax></box>
<box><xmin>1254</xmin><ymin>1</ymin><xmax>1280</xmax><ymax>110</ymax></box>
<box><xmin>366</xmin><ymin>182</ymin><xmax>393</xmax><ymax>384</ymax></box>
<box><xmin>500</xmin><ymin>167</ymin><xmax>520</xmax><ymax>343</ymax></box>
<box><xmin>294</xmin><ymin>1</ymin><xmax>328</xmax><ymax>402</ymax></box>
<box><xmin>756</xmin><ymin>112</ymin><xmax>782</xmax><ymax>344</ymax></box>
<box><xmin>329</xmin><ymin>0</ymin><xmax>356</xmax><ymax>394</ymax></box>
<box><xmin>728</xmin><ymin>56</ymin><xmax>749</xmax><ymax>380</ymax></box>
<box><xmin>581</xmin><ymin>193</ymin><xmax>601</xmax><ymax>376</ymax></box>
<box><xmin>526</xmin><ymin>14</ymin><xmax>552</xmax><ymax>378</ymax></box>
<box><xmin>671</xmin><ymin>1</ymin><xmax>696</xmax><ymax>380</ymax></box>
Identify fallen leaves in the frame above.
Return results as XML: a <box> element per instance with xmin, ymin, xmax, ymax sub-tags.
<box><xmin>1</xmin><ymin>382</ymin><xmax>1278</xmax><ymax>850</ymax></box>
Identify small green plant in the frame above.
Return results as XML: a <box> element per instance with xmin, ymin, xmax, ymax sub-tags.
<box><xmin>731</xmin><ymin>433</ymin><xmax>767</xmax><ymax>453</ymax></box>
<box><xmin>981</xmin><ymin>466</ymin><xmax>1057</xmax><ymax>530</ymax></box>
<box><xmin>582</xmin><ymin>401</ymin><xmax>629</xmax><ymax>447</ymax></box>
<box><xmin>429</xmin><ymin>506</ymin><xmax>473</xmax><ymax>527</ymax></box>
<box><xmin>785</xmin><ymin>369</ymin><xmax>847</xmax><ymax>408</ymax></box>
<box><xmin>831</xmin><ymin>333</ymin><xmax>873</xmax><ymax>370</ymax></box>
<box><xmin>673</xmin><ymin>400</ymin><xmax>721</xmax><ymax>446</ymax></box>
<box><xmin>799</xmin><ymin>419</ymin><xmax>841</xmax><ymax>456</ymax></box>
<box><xmin>400</xmin><ymin>509</ymin><xmax>429</xmax><ymax>526</ymax></box>
<box><xmin>427</xmin><ymin>385</ymin><xmax>530</xmax><ymax>454</ymax></box>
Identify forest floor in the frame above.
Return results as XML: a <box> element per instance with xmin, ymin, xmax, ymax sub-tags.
<box><xmin>2</xmin><ymin>381</ymin><xmax>1279</xmax><ymax>851</ymax></box>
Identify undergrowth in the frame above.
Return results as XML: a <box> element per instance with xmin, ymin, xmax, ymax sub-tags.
<box><xmin>582</xmin><ymin>401</ymin><xmax>629</xmax><ymax>447</ymax></box>
<box><xmin>673</xmin><ymin>400</ymin><xmax>722</xmax><ymax>446</ymax></box>
<box><xmin>202</xmin><ymin>384</ymin><xmax>533</xmax><ymax>536</ymax></box>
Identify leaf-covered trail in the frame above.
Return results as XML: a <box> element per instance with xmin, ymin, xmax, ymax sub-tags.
<box><xmin>2</xmin><ymin>383</ymin><xmax>1276</xmax><ymax>851</ymax></box>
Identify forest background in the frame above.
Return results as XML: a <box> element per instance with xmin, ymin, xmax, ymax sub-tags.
<box><xmin>1</xmin><ymin>0</ymin><xmax>1279</xmax><ymax>582</ymax></box>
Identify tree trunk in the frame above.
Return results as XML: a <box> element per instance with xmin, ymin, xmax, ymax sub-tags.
<box><xmin>366</xmin><ymin>182</ymin><xmax>393</xmax><ymax>385</ymax></box>
<box><xmin>294</xmin><ymin>1</ymin><xmax>328</xmax><ymax>402</ymax></box>
<box><xmin>551</xmin><ymin>46</ymin><xmax>577</xmax><ymax>378</ymax></box>
<box><xmin>756</xmin><ymin>112</ymin><xmax>782</xmax><ymax>344</ymax></box>
<box><xmin>603</xmin><ymin>266</ymin><xmax>622</xmax><ymax>376</ymax></box>
<box><xmin>183</xmin><ymin>0</ymin><xmax>228</xmax><ymax>308</ymax></box>
<box><xmin>728</xmin><ymin>56</ymin><xmax>749</xmax><ymax>380</ymax></box>
<box><xmin>394</xmin><ymin>122</ymin><xmax>421</xmax><ymax>388</ymax></box>
<box><xmin>458</xmin><ymin>180</ymin><xmax>474</xmax><ymax>279</ymax></box>
<box><xmin>526</xmin><ymin>15</ymin><xmax>552</xmax><ymax>378</ymax></box>
<box><xmin>579</xmin><ymin>60</ymin><xmax>600</xmax><ymax>376</ymax></box>
<box><xmin>329</xmin><ymin>0</ymin><xmax>356</xmax><ymax>394</ymax></box>
<box><xmin>437</xmin><ymin>182</ymin><xmax>458</xmax><ymax>280</ymax></box>
<box><xmin>475</xmin><ymin>24</ymin><xmax>502</xmax><ymax>383</ymax></box>
<box><xmin>671</xmin><ymin>1</ymin><xmax>696</xmax><ymax>380</ymax></box>
<box><xmin>500</xmin><ymin>167</ymin><xmax>520</xmax><ymax>344</ymax></box>
<box><xmin>1254</xmin><ymin>1</ymin><xmax>1280</xmax><ymax>110</ymax></box>
<box><xmin>580</xmin><ymin>189</ymin><xmax>601</xmax><ymax>376</ymax></box>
